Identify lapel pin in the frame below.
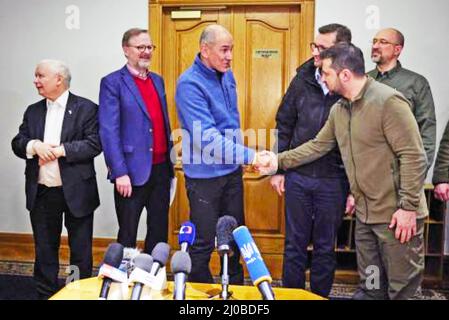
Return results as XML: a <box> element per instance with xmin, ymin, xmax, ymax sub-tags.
<box><xmin>68</xmin><ymin>110</ymin><xmax>72</xmax><ymax>115</ymax></box>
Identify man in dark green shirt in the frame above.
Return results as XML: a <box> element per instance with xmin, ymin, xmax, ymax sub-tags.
<box><xmin>433</xmin><ymin>120</ymin><xmax>449</xmax><ymax>201</ymax></box>
<box><xmin>367</xmin><ymin>28</ymin><xmax>436</xmax><ymax>170</ymax></box>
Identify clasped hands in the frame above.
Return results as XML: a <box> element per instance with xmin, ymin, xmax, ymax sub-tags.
<box><xmin>252</xmin><ymin>150</ymin><xmax>278</xmax><ymax>175</ymax></box>
<box><xmin>33</xmin><ymin>140</ymin><xmax>65</xmax><ymax>166</ymax></box>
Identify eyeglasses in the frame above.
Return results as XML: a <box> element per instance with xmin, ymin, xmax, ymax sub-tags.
<box><xmin>128</xmin><ymin>45</ymin><xmax>156</xmax><ymax>53</ymax></box>
<box><xmin>310</xmin><ymin>42</ymin><xmax>329</xmax><ymax>53</ymax></box>
<box><xmin>372</xmin><ymin>38</ymin><xmax>400</xmax><ymax>46</ymax></box>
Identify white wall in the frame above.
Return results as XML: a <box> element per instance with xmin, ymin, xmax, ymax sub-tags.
<box><xmin>316</xmin><ymin>0</ymin><xmax>449</xmax><ymax>253</ymax></box>
<box><xmin>0</xmin><ymin>0</ymin><xmax>148</xmax><ymax>238</ymax></box>
<box><xmin>1</xmin><ymin>0</ymin><xmax>448</xmax><ymax>252</ymax></box>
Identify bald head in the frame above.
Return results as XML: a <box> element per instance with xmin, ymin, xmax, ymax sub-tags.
<box><xmin>199</xmin><ymin>24</ymin><xmax>234</xmax><ymax>73</ymax></box>
<box><xmin>377</xmin><ymin>28</ymin><xmax>404</xmax><ymax>46</ymax></box>
<box><xmin>199</xmin><ymin>24</ymin><xmax>232</xmax><ymax>46</ymax></box>
<box><xmin>371</xmin><ymin>28</ymin><xmax>405</xmax><ymax>70</ymax></box>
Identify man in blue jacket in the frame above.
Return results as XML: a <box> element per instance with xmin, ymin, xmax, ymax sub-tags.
<box><xmin>99</xmin><ymin>28</ymin><xmax>174</xmax><ymax>253</ymax></box>
<box><xmin>175</xmin><ymin>24</ymin><xmax>256</xmax><ymax>284</ymax></box>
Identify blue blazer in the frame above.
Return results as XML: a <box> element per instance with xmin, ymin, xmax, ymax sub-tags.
<box><xmin>99</xmin><ymin>66</ymin><xmax>174</xmax><ymax>186</ymax></box>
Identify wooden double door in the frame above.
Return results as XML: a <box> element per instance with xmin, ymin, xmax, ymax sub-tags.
<box><xmin>151</xmin><ymin>2</ymin><xmax>314</xmax><ymax>279</ymax></box>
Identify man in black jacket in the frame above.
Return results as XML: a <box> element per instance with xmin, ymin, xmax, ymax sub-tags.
<box><xmin>271</xmin><ymin>24</ymin><xmax>351</xmax><ymax>297</ymax></box>
<box><xmin>12</xmin><ymin>60</ymin><xmax>101</xmax><ymax>299</ymax></box>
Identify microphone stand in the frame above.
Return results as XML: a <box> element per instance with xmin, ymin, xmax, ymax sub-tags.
<box><xmin>221</xmin><ymin>252</ymin><xmax>230</xmax><ymax>300</ymax></box>
<box><xmin>173</xmin><ymin>272</ymin><xmax>187</xmax><ymax>300</ymax></box>
<box><xmin>258</xmin><ymin>281</ymin><xmax>275</xmax><ymax>300</ymax></box>
<box><xmin>216</xmin><ymin>244</ymin><xmax>233</xmax><ymax>300</ymax></box>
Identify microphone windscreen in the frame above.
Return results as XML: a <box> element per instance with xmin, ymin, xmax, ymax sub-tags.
<box><xmin>123</xmin><ymin>247</ymin><xmax>141</xmax><ymax>261</ymax></box>
<box><xmin>151</xmin><ymin>242</ymin><xmax>170</xmax><ymax>266</ymax></box>
<box><xmin>170</xmin><ymin>251</ymin><xmax>192</xmax><ymax>274</ymax></box>
<box><xmin>103</xmin><ymin>243</ymin><xmax>124</xmax><ymax>268</ymax></box>
<box><xmin>232</xmin><ymin>226</ymin><xmax>272</xmax><ymax>286</ymax></box>
<box><xmin>216</xmin><ymin>215</ymin><xmax>238</xmax><ymax>247</ymax></box>
<box><xmin>133</xmin><ymin>253</ymin><xmax>153</xmax><ymax>273</ymax></box>
<box><xmin>178</xmin><ymin>221</ymin><xmax>196</xmax><ymax>246</ymax></box>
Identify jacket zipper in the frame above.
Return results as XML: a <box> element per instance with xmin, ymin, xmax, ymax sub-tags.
<box><xmin>219</xmin><ymin>76</ymin><xmax>231</xmax><ymax>110</ymax></box>
<box><xmin>348</xmin><ymin>102</ymin><xmax>369</xmax><ymax>223</ymax></box>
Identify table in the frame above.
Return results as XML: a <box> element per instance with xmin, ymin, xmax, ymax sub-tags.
<box><xmin>50</xmin><ymin>277</ymin><xmax>325</xmax><ymax>300</ymax></box>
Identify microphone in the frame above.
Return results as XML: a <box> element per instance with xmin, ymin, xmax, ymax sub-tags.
<box><xmin>216</xmin><ymin>215</ymin><xmax>238</xmax><ymax>300</ymax></box>
<box><xmin>232</xmin><ymin>226</ymin><xmax>275</xmax><ymax>300</ymax></box>
<box><xmin>178</xmin><ymin>221</ymin><xmax>196</xmax><ymax>252</ymax></box>
<box><xmin>150</xmin><ymin>242</ymin><xmax>170</xmax><ymax>276</ymax></box>
<box><xmin>120</xmin><ymin>247</ymin><xmax>141</xmax><ymax>274</ymax></box>
<box><xmin>171</xmin><ymin>251</ymin><xmax>192</xmax><ymax>300</ymax></box>
<box><xmin>98</xmin><ymin>242</ymin><xmax>125</xmax><ymax>300</ymax></box>
<box><xmin>129</xmin><ymin>253</ymin><xmax>153</xmax><ymax>300</ymax></box>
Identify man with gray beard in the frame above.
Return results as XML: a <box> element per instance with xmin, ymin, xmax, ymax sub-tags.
<box><xmin>367</xmin><ymin>28</ymin><xmax>436</xmax><ymax>170</ymax></box>
<box><xmin>99</xmin><ymin>28</ymin><xmax>174</xmax><ymax>254</ymax></box>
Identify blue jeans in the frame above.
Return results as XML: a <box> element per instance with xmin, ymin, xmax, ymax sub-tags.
<box><xmin>282</xmin><ymin>172</ymin><xmax>349</xmax><ymax>297</ymax></box>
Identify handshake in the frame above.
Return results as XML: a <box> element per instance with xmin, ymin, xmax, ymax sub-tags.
<box><xmin>252</xmin><ymin>150</ymin><xmax>278</xmax><ymax>175</ymax></box>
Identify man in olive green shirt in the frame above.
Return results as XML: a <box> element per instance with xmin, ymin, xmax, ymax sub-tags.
<box><xmin>254</xmin><ymin>43</ymin><xmax>427</xmax><ymax>300</ymax></box>
<box><xmin>433</xmin><ymin>120</ymin><xmax>449</xmax><ymax>201</ymax></box>
<box><xmin>368</xmin><ymin>28</ymin><xmax>436</xmax><ymax>170</ymax></box>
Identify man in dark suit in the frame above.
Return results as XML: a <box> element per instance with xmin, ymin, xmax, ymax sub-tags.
<box><xmin>99</xmin><ymin>28</ymin><xmax>173</xmax><ymax>253</ymax></box>
<box><xmin>12</xmin><ymin>59</ymin><xmax>101</xmax><ymax>299</ymax></box>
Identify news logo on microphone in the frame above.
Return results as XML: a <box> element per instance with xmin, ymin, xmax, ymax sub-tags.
<box><xmin>240</xmin><ymin>237</ymin><xmax>262</xmax><ymax>264</ymax></box>
<box><xmin>179</xmin><ymin>221</ymin><xmax>196</xmax><ymax>252</ymax></box>
<box><xmin>233</xmin><ymin>226</ymin><xmax>272</xmax><ymax>286</ymax></box>
<box><xmin>180</xmin><ymin>224</ymin><xmax>193</xmax><ymax>235</ymax></box>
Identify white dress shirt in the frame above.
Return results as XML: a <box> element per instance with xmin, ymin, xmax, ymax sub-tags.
<box><xmin>26</xmin><ymin>90</ymin><xmax>69</xmax><ymax>187</ymax></box>
<box><xmin>315</xmin><ymin>67</ymin><xmax>330</xmax><ymax>95</ymax></box>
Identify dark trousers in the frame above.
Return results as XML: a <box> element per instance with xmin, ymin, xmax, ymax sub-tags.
<box><xmin>185</xmin><ymin>168</ymin><xmax>245</xmax><ymax>284</ymax></box>
<box><xmin>114</xmin><ymin>162</ymin><xmax>170</xmax><ymax>254</ymax></box>
<box><xmin>30</xmin><ymin>185</ymin><xmax>93</xmax><ymax>300</ymax></box>
<box><xmin>282</xmin><ymin>172</ymin><xmax>348</xmax><ymax>297</ymax></box>
<box><xmin>353</xmin><ymin>218</ymin><xmax>425</xmax><ymax>300</ymax></box>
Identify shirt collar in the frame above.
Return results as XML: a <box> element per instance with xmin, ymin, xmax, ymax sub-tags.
<box><xmin>373</xmin><ymin>60</ymin><xmax>403</xmax><ymax>80</ymax></box>
<box><xmin>47</xmin><ymin>90</ymin><xmax>69</xmax><ymax>109</ymax></box>
<box><xmin>339</xmin><ymin>76</ymin><xmax>373</xmax><ymax>108</ymax></box>
<box><xmin>126</xmin><ymin>63</ymin><xmax>149</xmax><ymax>80</ymax></box>
<box><xmin>315</xmin><ymin>67</ymin><xmax>329</xmax><ymax>95</ymax></box>
<box><xmin>195</xmin><ymin>54</ymin><xmax>225</xmax><ymax>78</ymax></box>
<box><xmin>350</xmin><ymin>76</ymin><xmax>372</xmax><ymax>104</ymax></box>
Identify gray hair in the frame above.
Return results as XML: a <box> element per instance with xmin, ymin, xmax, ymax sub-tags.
<box><xmin>37</xmin><ymin>59</ymin><xmax>72</xmax><ymax>88</ymax></box>
<box><xmin>199</xmin><ymin>24</ymin><xmax>232</xmax><ymax>46</ymax></box>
